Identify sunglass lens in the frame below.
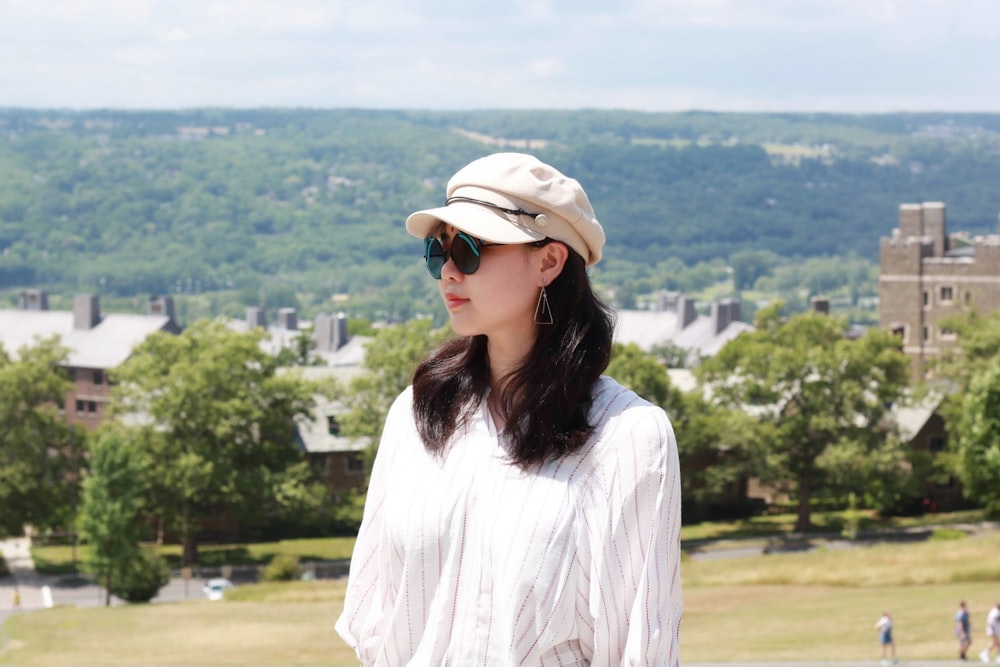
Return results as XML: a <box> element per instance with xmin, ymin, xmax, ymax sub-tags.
<box><xmin>423</xmin><ymin>233</ymin><xmax>483</xmax><ymax>279</ymax></box>
<box><xmin>451</xmin><ymin>233</ymin><xmax>481</xmax><ymax>275</ymax></box>
<box><xmin>425</xmin><ymin>238</ymin><xmax>445</xmax><ymax>279</ymax></box>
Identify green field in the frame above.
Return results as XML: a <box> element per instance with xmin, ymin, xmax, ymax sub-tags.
<box><xmin>4</xmin><ymin>522</ymin><xmax>1000</xmax><ymax>665</ymax></box>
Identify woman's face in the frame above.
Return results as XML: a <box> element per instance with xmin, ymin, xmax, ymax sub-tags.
<box><xmin>435</xmin><ymin>225</ymin><xmax>542</xmax><ymax>348</ymax></box>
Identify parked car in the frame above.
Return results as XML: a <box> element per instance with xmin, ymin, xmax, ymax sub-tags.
<box><xmin>202</xmin><ymin>577</ymin><xmax>234</xmax><ymax>601</ymax></box>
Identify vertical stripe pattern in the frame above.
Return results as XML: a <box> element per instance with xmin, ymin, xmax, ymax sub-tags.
<box><xmin>335</xmin><ymin>376</ymin><xmax>683</xmax><ymax>666</ymax></box>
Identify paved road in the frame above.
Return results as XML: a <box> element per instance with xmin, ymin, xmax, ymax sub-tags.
<box><xmin>1</xmin><ymin>537</ymin><xmax>214</xmax><ymax>629</ymax></box>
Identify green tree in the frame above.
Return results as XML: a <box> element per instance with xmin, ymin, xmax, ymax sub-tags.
<box><xmin>651</xmin><ymin>341</ymin><xmax>698</xmax><ymax>369</ymax></box>
<box><xmin>78</xmin><ymin>429</ymin><xmax>148</xmax><ymax>606</ymax></box>
<box><xmin>729</xmin><ymin>249</ymin><xmax>781</xmax><ymax>291</ymax></box>
<box><xmin>0</xmin><ymin>336</ymin><xmax>79</xmax><ymax>537</ymax></box>
<box><xmin>933</xmin><ymin>310</ymin><xmax>1000</xmax><ymax>435</ymax></box>
<box><xmin>110</xmin><ymin>319</ymin><xmax>318</xmax><ymax>564</ymax></box>
<box><xmin>956</xmin><ymin>355</ymin><xmax>1000</xmax><ymax>517</ymax></box>
<box><xmin>698</xmin><ymin>303</ymin><xmax>911</xmax><ymax>530</ymax></box>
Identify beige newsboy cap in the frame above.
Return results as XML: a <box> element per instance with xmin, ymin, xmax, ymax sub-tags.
<box><xmin>405</xmin><ymin>153</ymin><xmax>605</xmax><ymax>266</ymax></box>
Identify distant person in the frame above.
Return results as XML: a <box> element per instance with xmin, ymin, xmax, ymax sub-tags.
<box><xmin>11</xmin><ymin>585</ymin><xmax>21</xmax><ymax>611</ymax></box>
<box><xmin>957</xmin><ymin>600</ymin><xmax>972</xmax><ymax>660</ymax></box>
<box><xmin>982</xmin><ymin>602</ymin><xmax>1000</xmax><ymax>663</ymax></box>
<box><xmin>335</xmin><ymin>153</ymin><xmax>683</xmax><ymax>665</ymax></box>
<box><xmin>875</xmin><ymin>610</ymin><xmax>897</xmax><ymax>665</ymax></box>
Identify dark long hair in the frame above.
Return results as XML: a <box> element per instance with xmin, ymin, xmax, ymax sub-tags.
<box><xmin>411</xmin><ymin>247</ymin><xmax>616</xmax><ymax>467</ymax></box>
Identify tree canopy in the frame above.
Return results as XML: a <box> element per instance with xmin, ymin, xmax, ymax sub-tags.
<box><xmin>78</xmin><ymin>428</ymin><xmax>150</xmax><ymax>605</ymax></box>
<box><xmin>0</xmin><ymin>336</ymin><xmax>80</xmax><ymax>537</ymax></box>
<box><xmin>3</xmin><ymin>108</ymin><xmax>1000</xmax><ymax>325</ymax></box>
<box><xmin>110</xmin><ymin>319</ymin><xmax>319</xmax><ymax>563</ymax></box>
<box><xmin>697</xmin><ymin>303</ymin><xmax>912</xmax><ymax>530</ymax></box>
<box><xmin>957</xmin><ymin>355</ymin><xmax>1000</xmax><ymax>517</ymax></box>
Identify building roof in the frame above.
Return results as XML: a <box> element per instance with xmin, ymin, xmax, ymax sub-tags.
<box><xmin>227</xmin><ymin>317</ymin><xmax>372</xmax><ymax>367</ymax></box>
<box><xmin>290</xmin><ymin>366</ymin><xmax>371</xmax><ymax>454</ymax></box>
<box><xmin>891</xmin><ymin>392</ymin><xmax>946</xmax><ymax>442</ymax></box>
<box><xmin>0</xmin><ymin>309</ymin><xmax>171</xmax><ymax>368</ymax></box>
<box><xmin>315</xmin><ymin>334</ymin><xmax>371</xmax><ymax>367</ymax></box>
<box><xmin>614</xmin><ymin>301</ymin><xmax>753</xmax><ymax>363</ymax></box>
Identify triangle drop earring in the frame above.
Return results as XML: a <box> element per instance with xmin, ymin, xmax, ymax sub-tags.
<box><xmin>534</xmin><ymin>279</ymin><xmax>554</xmax><ymax>325</ymax></box>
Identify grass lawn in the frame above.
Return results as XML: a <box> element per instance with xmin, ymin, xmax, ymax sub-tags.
<box><xmin>1</xmin><ymin>580</ymin><xmax>353</xmax><ymax>667</ymax></box>
<box><xmin>6</xmin><ymin>515</ymin><xmax>998</xmax><ymax>665</ymax></box>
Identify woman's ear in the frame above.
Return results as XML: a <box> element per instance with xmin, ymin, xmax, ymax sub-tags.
<box><xmin>538</xmin><ymin>241</ymin><xmax>569</xmax><ymax>284</ymax></box>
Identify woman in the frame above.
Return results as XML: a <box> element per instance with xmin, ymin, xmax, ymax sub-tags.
<box><xmin>336</xmin><ymin>153</ymin><xmax>682</xmax><ymax>665</ymax></box>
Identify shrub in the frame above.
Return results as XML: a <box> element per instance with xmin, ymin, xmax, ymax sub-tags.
<box><xmin>929</xmin><ymin>527</ymin><xmax>966</xmax><ymax>541</ymax></box>
<box><xmin>0</xmin><ymin>552</ymin><xmax>7</xmax><ymax>577</ymax></box>
<box><xmin>263</xmin><ymin>554</ymin><xmax>302</xmax><ymax>582</ymax></box>
<box><xmin>110</xmin><ymin>549</ymin><xmax>170</xmax><ymax>603</ymax></box>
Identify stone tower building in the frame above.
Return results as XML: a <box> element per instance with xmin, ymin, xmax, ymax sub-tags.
<box><xmin>879</xmin><ymin>202</ymin><xmax>1000</xmax><ymax>379</ymax></box>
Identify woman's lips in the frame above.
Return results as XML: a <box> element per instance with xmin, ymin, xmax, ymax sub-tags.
<box><xmin>444</xmin><ymin>293</ymin><xmax>468</xmax><ymax>310</ymax></box>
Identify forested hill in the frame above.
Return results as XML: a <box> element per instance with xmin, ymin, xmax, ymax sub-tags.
<box><xmin>1</xmin><ymin>108</ymin><xmax>999</xmax><ymax>320</ymax></box>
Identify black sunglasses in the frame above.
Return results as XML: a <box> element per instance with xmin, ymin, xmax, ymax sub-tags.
<box><xmin>423</xmin><ymin>232</ymin><xmax>500</xmax><ymax>279</ymax></box>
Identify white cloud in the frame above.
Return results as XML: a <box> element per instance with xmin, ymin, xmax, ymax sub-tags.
<box><xmin>0</xmin><ymin>0</ymin><xmax>997</xmax><ymax>110</ymax></box>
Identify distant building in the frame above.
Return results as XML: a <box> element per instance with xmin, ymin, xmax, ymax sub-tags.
<box><xmin>232</xmin><ymin>307</ymin><xmax>374</xmax><ymax>496</ymax></box>
<box><xmin>232</xmin><ymin>307</ymin><xmax>370</xmax><ymax>367</ymax></box>
<box><xmin>614</xmin><ymin>293</ymin><xmax>753</xmax><ymax>366</ymax></box>
<box><xmin>291</xmin><ymin>366</ymin><xmax>371</xmax><ymax>496</ymax></box>
<box><xmin>0</xmin><ymin>292</ymin><xmax>178</xmax><ymax>429</ymax></box>
<box><xmin>879</xmin><ymin>202</ymin><xmax>1000</xmax><ymax>379</ymax></box>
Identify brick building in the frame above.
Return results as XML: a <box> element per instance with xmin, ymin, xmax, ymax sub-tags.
<box><xmin>879</xmin><ymin>202</ymin><xmax>1000</xmax><ymax>380</ymax></box>
<box><xmin>878</xmin><ymin>202</ymin><xmax>1000</xmax><ymax>511</ymax></box>
<box><xmin>0</xmin><ymin>291</ymin><xmax>179</xmax><ymax>429</ymax></box>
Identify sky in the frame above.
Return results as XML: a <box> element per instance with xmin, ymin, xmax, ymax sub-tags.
<box><xmin>0</xmin><ymin>0</ymin><xmax>997</xmax><ymax>113</ymax></box>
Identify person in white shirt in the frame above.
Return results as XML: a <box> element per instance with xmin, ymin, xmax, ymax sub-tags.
<box><xmin>336</xmin><ymin>152</ymin><xmax>682</xmax><ymax>666</ymax></box>
<box><xmin>982</xmin><ymin>602</ymin><xmax>1000</xmax><ymax>663</ymax></box>
<box><xmin>875</xmin><ymin>610</ymin><xmax>897</xmax><ymax>665</ymax></box>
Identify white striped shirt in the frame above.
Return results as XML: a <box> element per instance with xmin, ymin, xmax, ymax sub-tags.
<box><xmin>336</xmin><ymin>376</ymin><xmax>682</xmax><ymax>666</ymax></box>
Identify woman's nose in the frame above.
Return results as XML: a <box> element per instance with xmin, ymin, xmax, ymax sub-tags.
<box><xmin>439</xmin><ymin>251</ymin><xmax>462</xmax><ymax>280</ymax></box>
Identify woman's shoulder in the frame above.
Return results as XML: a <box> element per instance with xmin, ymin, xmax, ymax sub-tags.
<box><xmin>590</xmin><ymin>375</ymin><xmax>667</xmax><ymax>423</ymax></box>
<box><xmin>585</xmin><ymin>376</ymin><xmax>675</xmax><ymax>458</ymax></box>
<box><xmin>379</xmin><ymin>386</ymin><xmax>416</xmax><ymax>437</ymax></box>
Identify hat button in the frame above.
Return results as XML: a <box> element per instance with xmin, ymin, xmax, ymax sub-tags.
<box><xmin>534</xmin><ymin>213</ymin><xmax>549</xmax><ymax>227</ymax></box>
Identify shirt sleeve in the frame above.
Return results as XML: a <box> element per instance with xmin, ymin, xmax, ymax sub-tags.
<box><xmin>334</xmin><ymin>387</ymin><xmax>413</xmax><ymax>663</ymax></box>
<box><xmin>584</xmin><ymin>405</ymin><xmax>683</xmax><ymax>667</ymax></box>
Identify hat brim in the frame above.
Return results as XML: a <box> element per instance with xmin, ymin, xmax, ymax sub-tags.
<box><xmin>405</xmin><ymin>201</ymin><xmax>546</xmax><ymax>245</ymax></box>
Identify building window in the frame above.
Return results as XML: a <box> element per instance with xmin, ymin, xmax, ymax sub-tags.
<box><xmin>940</xmin><ymin>286</ymin><xmax>954</xmax><ymax>303</ymax></box>
<box><xmin>890</xmin><ymin>324</ymin><xmax>906</xmax><ymax>345</ymax></box>
<box><xmin>965</xmin><ymin>291</ymin><xmax>972</xmax><ymax>306</ymax></box>
<box><xmin>922</xmin><ymin>290</ymin><xmax>929</xmax><ymax>307</ymax></box>
<box><xmin>326</xmin><ymin>415</ymin><xmax>340</xmax><ymax>436</ymax></box>
<box><xmin>929</xmin><ymin>436</ymin><xmax>947</xmax><ymax>454</ymax></box>
<box><xmin>940</xmin><ymin>327</ymin><xmax>957</xmax><ymax>340</ymax></box>
<box><xmin>87</xmin><ymin>401</ymin><xmax>97</xmax><ymax>415</ymax></box>
<box><xmin>75</xmin><ymin>399</ymin><xmax>85</xmax><ymax>413</ymax></box>
<box><xmin>922</xmin><ymin>326</ymin><xmax>929</xmax><ymax>342</ymax></box>
<box><xmin>93</xmin><ymin>369</ymin><xmax>105</xmax><ymax>385</ymax></box>
<box><xmin>345</xmin><ymin>454</ymin><xmax>364</xmax><ymax>474</ymax></box>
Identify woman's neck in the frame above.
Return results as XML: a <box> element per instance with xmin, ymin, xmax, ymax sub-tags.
<box><xmin>485</xmin><ymin>335</ymin><xmax>533</xmax><ymax>430</ymax></box>
<box><xmin>487</xmin><ymin>338</ymin><xmax>531</xmax><ymax>392</ymax></box>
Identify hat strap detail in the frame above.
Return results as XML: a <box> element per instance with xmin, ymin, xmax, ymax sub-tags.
<box><xmin>445</xmin><ymin>196</ymin><xmax>542</xmax><ymax>221</ymax></box>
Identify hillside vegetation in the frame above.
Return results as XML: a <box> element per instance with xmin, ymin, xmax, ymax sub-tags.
<box><xmin>1</xmin><ymin>109</ymin><xmax>999</xmax><ymax>323</ymax></box>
